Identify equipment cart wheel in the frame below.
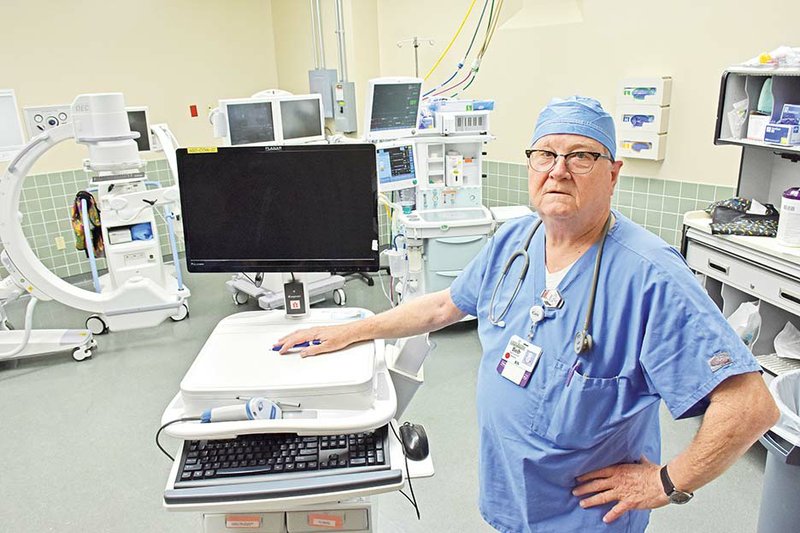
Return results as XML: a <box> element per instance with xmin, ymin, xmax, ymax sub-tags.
<box><xmin>233</xmin><ymin>291</ymin><xmax>249</xmax><ymax>305</ymax></box>
<box><xmin>72</xmin><ymin>347</ymin><xmax>93</xmax><ymax>361</ymax></box>
<box><xmin>171</xmin><ymin>303</ymin><xmax>189</xmax><ymax>322</ymax></box>
<box><xmin>86</xmin><ymin>315</ymin><xmax>108</xmax><ymax>335</ymax></box>
<box><xmin>333</xmin><ymin>288</ymin><xmax>346</xmax><ymax>306</ymax></box>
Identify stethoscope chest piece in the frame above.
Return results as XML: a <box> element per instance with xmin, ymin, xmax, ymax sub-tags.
<box><xmin>574</xmin><ymin>330</ymin><xmax>592</xmax><ymax>355</ymax></box>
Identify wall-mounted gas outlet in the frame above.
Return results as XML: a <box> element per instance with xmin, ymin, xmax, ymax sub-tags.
<box><xmin>23</xmin><ymin>104</ymin><xmax>72</xmax><ymax>139</ymax></box>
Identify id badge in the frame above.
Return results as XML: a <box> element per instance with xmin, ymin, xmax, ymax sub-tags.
<box><xmin>496</xmin><ymin>335</ymin><xmax>542</xmax><ymax>387</ymax></box>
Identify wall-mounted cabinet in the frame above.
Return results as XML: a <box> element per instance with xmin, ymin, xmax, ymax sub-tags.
<box><xmin>716</xmin><ymin>67</ymin><xmax>800</xmax><ymax>157</ymax></box>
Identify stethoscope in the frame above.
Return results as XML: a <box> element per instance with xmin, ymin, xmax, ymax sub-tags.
<box><xmin>488</xmin><ymin>215</ymin><xmax>612</xmax><ymax>356</ymax></box>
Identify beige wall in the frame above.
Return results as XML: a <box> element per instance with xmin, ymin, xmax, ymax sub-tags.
<box><xmin>372</xmin><ymin>0</ymin><xmax>800</xmax><ymax>186</ymax></box>
<box><xmin>0</xmin><ymin>0</ymin><xmax>279</xmax><ymax>174</ymax></box>
<box><xmin>4</xmin><ymin>0</ymin><xmax>799</xmax><ymax>186</ymax></box>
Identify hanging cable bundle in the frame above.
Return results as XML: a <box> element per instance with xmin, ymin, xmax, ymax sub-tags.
<box><xmin>423</xmin><ymin>0</ymin><xmax>504</xmax><ymax>101</ymax></box>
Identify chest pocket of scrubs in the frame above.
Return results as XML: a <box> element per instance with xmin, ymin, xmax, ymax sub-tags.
<box><xmin>538</xmin><ymin>360</ymin><xmax>628</xmax><ymax>449</ymax></box>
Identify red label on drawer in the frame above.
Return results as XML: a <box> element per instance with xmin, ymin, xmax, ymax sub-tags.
<box><xmin>225</xmin><ymin>515</ymin><xmax>262</xmax><ymax>528</ymax></box>
<box><xmin>308</xmin><ymin>513</ymin><xmax>344</xmax><ymax>529</ymax></box>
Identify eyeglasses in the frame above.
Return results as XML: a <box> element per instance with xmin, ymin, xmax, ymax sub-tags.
<box><xmin>525</xmin><ymin>149</ymin><xmax>614</xmax><ymax>175</ymax></box>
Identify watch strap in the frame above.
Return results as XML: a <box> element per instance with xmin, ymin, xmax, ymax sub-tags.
<box><xmin>660</xmin><ymin>465</ymin><xmax>694</xmax><ymax>503</ymax></box>
<box><xmin>659</xmin><ymin>465</ymin><xmax>674</xmax><ymax>495</ymax></box>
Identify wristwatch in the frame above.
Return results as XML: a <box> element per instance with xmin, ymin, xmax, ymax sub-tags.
<box><xmin>659</xmin><ymin>465</ymin><xmax>693</xmax><ymax>504</ymax></box>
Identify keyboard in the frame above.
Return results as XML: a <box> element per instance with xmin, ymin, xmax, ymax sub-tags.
<box><xmin>165</xmin><ymin>426</ymin><xmax>402</xmax><ymax>505</ymax></box>
<box><xmin>174</xmin><ymin>426</ymin><xmax>389</xmax><ymax>488</ymax></box>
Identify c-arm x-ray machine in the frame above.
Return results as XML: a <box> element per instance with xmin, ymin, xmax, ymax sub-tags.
<box><xmin>0</xmin><ymin>93</ymin><xmax>189</xmax><ymax>362</ymax></box>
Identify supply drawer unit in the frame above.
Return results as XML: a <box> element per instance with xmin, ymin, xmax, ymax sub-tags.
<box><xmin>682</xmin><ymin>229</ymin><xmax>800</xmax><ymax>378</ymax></box>
<box><xmin>685</xmin><ymin>239</ymin><xmax>800</xmax><ymax>316</ymax></box>
<box><xmin>423</xmin><ymin>234</ymin><xmax>487</xmax><ymax>293</ymax></box>
<box><xmin>424</xmin><ymin>235</ymin><xmax>486</xmax><ymax>272</ymax></box>
<box><xmin>201</xmin><ymin>501</ymin><xmax>373</xmax><ymax>532</ymax></box>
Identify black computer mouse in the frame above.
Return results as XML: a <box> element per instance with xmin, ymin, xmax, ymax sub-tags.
<box><xmin>399</xmin><ymin>422</ymin><xmax>429</xmax><ymax>461</ymax></box>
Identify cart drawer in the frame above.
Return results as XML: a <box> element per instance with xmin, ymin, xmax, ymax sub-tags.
<box><xmin>286</xmin><ymin>508</ymin><xmax>369</xmax><ymax>531</ymax></box>
<box><xmin>203</xmin><ymin>513</ymin><xmax>286</xmax><ymax>532</ymax></box>
<box><xmin>685</xmin><ymin>239</ymin><xmax>800</xmax><ymax>316</ymax></box>
<box><xmin>424</xmin><ymin>234</ymin><xmax>486</xmax><ymax>272</ymax></box>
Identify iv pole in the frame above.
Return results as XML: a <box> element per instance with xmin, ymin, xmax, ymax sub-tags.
<box><xmin>396</xmin><ymin>36</ymin><xmax>435</xmax><ymax>78</ymax></box>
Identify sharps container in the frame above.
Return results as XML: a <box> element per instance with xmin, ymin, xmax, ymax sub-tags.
<box><xmin>777</xmin><ymin>188</ymin><xmax>800</xmax><ymax>246</ymax></box>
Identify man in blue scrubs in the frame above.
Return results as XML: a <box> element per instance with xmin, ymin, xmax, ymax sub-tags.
<box><xmin>277</xmin><ymin>96</ymin><xmax>779</xmax><ymax>532</ymax></box>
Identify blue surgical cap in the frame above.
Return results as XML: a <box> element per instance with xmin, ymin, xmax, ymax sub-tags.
<box><xmin>530</xmin><ymin>96</ymin><xmax>616</xmax><ymax>160</ymax></box>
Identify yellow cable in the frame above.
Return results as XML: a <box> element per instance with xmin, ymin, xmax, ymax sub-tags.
<box><xmin>478</xmin><ymin>0</ymin><xmax>503</xmax><ymax>58</ymax></box>
<box><xmin>423</xmin><ymin>0</ymin><xmax>478</xmax><ymax>81</ymax></box>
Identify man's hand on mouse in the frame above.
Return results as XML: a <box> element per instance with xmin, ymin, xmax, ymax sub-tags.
<box><xmin>274</xmin><ymin>324</ymin><xmax>357</xmax><ymax>357</ymax></box>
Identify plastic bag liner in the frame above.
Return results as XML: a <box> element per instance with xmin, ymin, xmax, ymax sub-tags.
<box><xmin>770</xmin><ymin>370</ymin><xmax>800</xmax><ymax>437</ymax></box>
<box><xmin>775</xmin><ymin>321</ymin><xmax>800</xmax><ymax>360</ymax></box>
<box><xmin>726</xmin><ymin>301</ymin><xmax>761</xmax><ymax>349</ymax></box>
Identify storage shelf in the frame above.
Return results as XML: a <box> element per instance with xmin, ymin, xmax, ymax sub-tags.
<box><xmin>716</xmin><ymin>137</ymin><xmax>800</xmax><ymax>154</ymax></box>
<box><xmin>726</xmin><ymin>66</ymin><xmax>800</xmax><ymax>76</ymax></box>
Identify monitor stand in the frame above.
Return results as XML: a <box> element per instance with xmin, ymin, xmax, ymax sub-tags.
<box><xmin>340</xmin><ymin>271</ymin><xmax>375</xmax><ymax>287</ymax></box>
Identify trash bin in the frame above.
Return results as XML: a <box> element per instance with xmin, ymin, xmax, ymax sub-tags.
<box><xmin>757</xmin><ymin>370</ymin><xmax>800</xmax><ymax>533</ymax></box>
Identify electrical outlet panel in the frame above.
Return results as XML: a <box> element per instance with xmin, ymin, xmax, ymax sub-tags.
<box><xmin>23</xmin><ymin>104</ymin><xmax>72</xmax><ymax>139</ymax></box>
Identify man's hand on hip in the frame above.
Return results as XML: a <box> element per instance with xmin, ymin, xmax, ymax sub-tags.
<box><xmin>573</xmin><ymin>455</ymin><xmax>669</xmax><ymax>523</ymax></box>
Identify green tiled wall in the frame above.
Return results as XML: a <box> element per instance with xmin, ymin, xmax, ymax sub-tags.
<box><xmin>1</xmin><ymin>157</ymin><xmax>735</xmax><ymax>282</ymax></box>
<box><xmin>482</xmin><ymin>160</ymin><xmax>736</xmax><ymax>247</ymax></box>
<box><xmin>0</xmin><ymin>159</ymin><xmax>181</xmax><ymax>280</ymax></box>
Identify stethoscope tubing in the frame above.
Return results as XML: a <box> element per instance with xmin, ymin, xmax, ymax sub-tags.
<box><xmin>488</xmin><ymin>215</ymin><xmax>612</xmax><ymax>355</ymax></box>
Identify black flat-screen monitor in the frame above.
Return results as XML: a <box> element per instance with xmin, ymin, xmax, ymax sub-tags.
<box><xmin>176</xmin><ymin>144</ymin><xmax>379</xmax><ymax>273</ymax></box>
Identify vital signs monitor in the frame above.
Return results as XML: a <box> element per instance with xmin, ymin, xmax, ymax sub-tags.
<box><xmin>375</xmin><ymin>141</ymin><xmax>418</xmax><ymax>192</ymax></box>
<box><xmin>364</xmin><ymin>77</ymin><xmax>423</xmax><ymax>141</ymax></box>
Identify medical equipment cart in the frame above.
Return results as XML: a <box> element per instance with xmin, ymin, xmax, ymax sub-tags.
<box><xmin>161</xmin><ymin>308</ymin><xmax>434</xmax><ymax>532</ymax></box>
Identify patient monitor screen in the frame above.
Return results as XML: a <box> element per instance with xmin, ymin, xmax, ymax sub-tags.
<box><xmin>280</xmin><ymin>98</ymin><xmax>323</xmax><ymax>140</ymax></box>
<box><xmin>369</xmin><ymin>83</ymin><xmax>422</xmax><ymax>132</ymax></box>
<box><xmin>177</xmin><ymin>144</ymin><xmax>379</xmax><ymax>273</ymax></box>
<box><xmin>227</xmin><ymin>102</ymin><xmax>275</xmax><ymax>145</ymax></box>
<box><xmin>376</xmin><ymin>144</ymin><xmax>416</xmax><ymax>192</ymax></box>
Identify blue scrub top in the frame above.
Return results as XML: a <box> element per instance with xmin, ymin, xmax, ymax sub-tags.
<box><xmin>449</xmin><ymin>211</ymin><xmax>761</xmax><ymax>533</ymax></box>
